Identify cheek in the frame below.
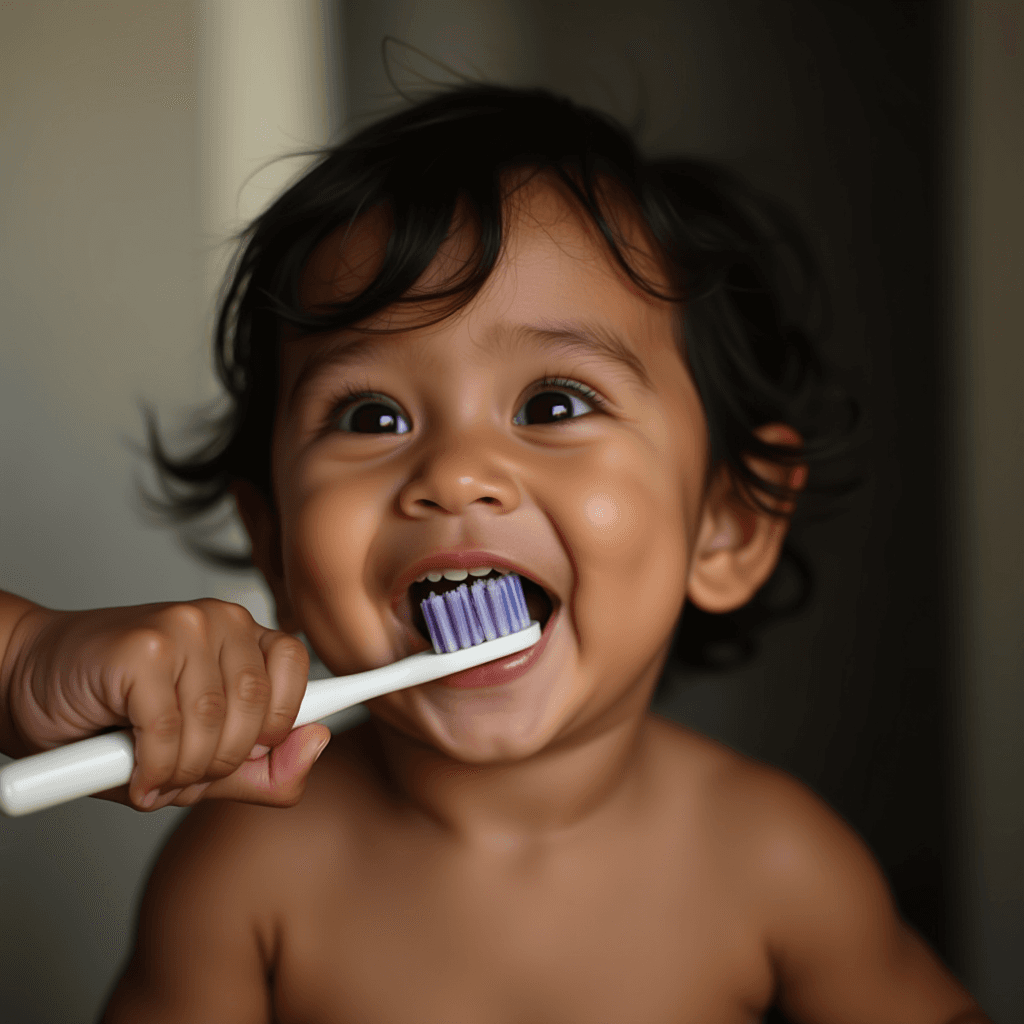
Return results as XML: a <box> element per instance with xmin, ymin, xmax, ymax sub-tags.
<box><xmin>286</xmin><ymin>491</ymin><xmax>356</xmax><ymax>592</ymax></box>
<box><xmin>582</xmin><ymin>493</ymin><xmax>632</xmax><ymax>535</ymax></box>
<box><xmin>278</xmin><ymin>450</ymin><xmax>379</xmax><ymax>576</ymax></box>
<box><xmin>276</xmin><ymin>463</ymin><xmax>394</xmax><ymax>657</ymax></box>
<box><xmin>558</xmin><ymin>442</ymin><xmax>693</xmax><ymax>657</ymax></box>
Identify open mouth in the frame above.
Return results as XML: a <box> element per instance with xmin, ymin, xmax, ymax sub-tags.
<box><xmin>408</xmin><ymin>571</ymin><xmax>554</xmax><ymax>645</ymax></box>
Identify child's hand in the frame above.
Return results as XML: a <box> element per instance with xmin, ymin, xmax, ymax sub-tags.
<box><xmin>3</xmin><ymin>598</ymin><xmax>331</xmax><ymax>811</ymax></box>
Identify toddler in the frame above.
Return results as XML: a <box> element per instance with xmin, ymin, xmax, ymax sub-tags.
<box><xmin>0</xmin><ymin>85</ymin><xmax>988</xmax><ymax>1024</ymax></box>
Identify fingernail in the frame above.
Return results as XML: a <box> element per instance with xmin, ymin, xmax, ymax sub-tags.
<box><xmin>178</xmin><ymin>782</ymin><xmax>210</xmax><ymax>804</ymax></box>
<box><xmin>248</xmin><ymin>743</ymin><xmax>271</xmax><ymax>761</ymax></box>
<box><xmin>158</xmin><ymin>788</ymin><xmax>183</xmax><ymax>807</ymax></box>
<box><xmin>313</xmin><ymin>737</ymin><xmax>330</xmax><ymax>762</ymax></box>
<box><xmin>141</xmin><ymin>789</ymin><xmax>158</xmax><ymax>809</ymax></box>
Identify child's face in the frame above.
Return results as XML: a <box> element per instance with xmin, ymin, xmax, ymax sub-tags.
<box><xmin>265</xmin><ymin>179</ymin><xmax>710</xmax><ymax>762</ymax></box>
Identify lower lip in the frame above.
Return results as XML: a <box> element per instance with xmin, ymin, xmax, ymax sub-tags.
<box><xmin>433</xmin><ymin>607</ymin><xmax>560</xmax><ymax>689</ymax></box>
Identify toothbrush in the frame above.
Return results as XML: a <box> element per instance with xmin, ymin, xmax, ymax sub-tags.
<box><xmin>0</xmin><ymin>574</ymin><xmax>540</xmax><ymax>817</ymax></box>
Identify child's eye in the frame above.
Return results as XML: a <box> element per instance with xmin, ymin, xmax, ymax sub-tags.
<box><xmin>333</xmin><ymin>392</ymin><xmax>411</xmax><ymax>434</ymax></box>
<box><xmin>513</xmin><ymin>378</ymin><xmax>604</xmax><ymax>426</ymax></box>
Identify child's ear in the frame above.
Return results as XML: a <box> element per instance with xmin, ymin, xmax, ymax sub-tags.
<box><xmin>686</xmin><ymin>424</ymin><xmax>807</xmax><ymax>614</ymax></box>
<box><xmin>229</xmin><ymin>480</ymin><xmax>300</xmax><ymax>634</ymax></box>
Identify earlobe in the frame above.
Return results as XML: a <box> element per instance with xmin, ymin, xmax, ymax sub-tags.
<box><xmin>229</xmin><ymin>481</ymin><xmax>299</xmax><ymax>633</ymax></box>
<box><xmin>686</xmin><ymin>425</ymin><xmax>805</xmax><ymax>614</ymax></box>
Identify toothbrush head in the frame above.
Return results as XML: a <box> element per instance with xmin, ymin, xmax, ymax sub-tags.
<box><xmin>420</xmin><ymin>573</ymin><xmax>532</xmax><ymax>654</ymax></box>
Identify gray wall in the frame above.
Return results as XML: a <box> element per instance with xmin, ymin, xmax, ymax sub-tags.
<box><xmin>0</xmin><ymin>2</ymin><xmax>1019</xmax><ymax>1022</ymax></box>
<box><xmin>0</xmin><ymin>3</ymin><xmax>332</xmax><ymax>1021</ymax></box>
<box><xmin>0</xmin><ymin>5</ymin><xmax>206</xmax><ymax>1021</ymax></box>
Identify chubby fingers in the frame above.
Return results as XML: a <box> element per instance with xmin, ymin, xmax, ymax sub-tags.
<box><xmin>196</xmin><ymin>626</ymin><xmax>309</xmax><ymax>779</ymax></box>
<box><xmin>198</xmin><ymin>723</ymin><xmax>331</xmax><ymax>807</ymax></box>
<box><xmin>142</xmin><ymin>723</ymin><xmax>331</xmax><ymax>811</ymax></box>
<box><xmin>252</xmin><ymin>630</ymin><xmax>310</xmax><ymax>749</ymax></box>
<box><xmin>123</xmin><ymin>604</ymin><xmax>311</xmax><ymax>810</ymax></box>
<box><xmin>122</xmin><ymin>627</ymin><xmax>190</xmax><ymax>808</ymax></box>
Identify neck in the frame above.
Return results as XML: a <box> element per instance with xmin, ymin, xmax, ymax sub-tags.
<box><xmin>368</xmin><ymin>696</ymin><xmax>656</xmax><ymax>848</ymax></box>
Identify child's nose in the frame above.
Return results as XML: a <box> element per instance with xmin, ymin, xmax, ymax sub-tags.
<box><xmin>396</xmin><ymin>433</ymin><xmax>521</xmax><ymax>518</ymax></box>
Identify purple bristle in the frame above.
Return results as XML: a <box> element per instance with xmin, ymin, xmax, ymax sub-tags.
<box><xmin>505</xmin><ymin>574</ymin><xmax>529</xmax><ymax>629</ymax></box>
<box><xmin>470</xmin><ymin>580</ymin><xmax>497</xmax><ymax>641</ymax></box>
<box><xmin>486</xmin><ymin>578</ymin><xmax>511</xmax><ymax>636</ymax></box>
<box><xmin>499</xmin><ymin>576</ymin><xmax>521</xmax><ymax>631</ymax></box>
<box><xmin>518</xmin><ymin>579</ymin><xmax>530</xmax><ymax>627</ymax></box>
<box><xmin>443</xmin><ymin>587</ymin><xmax>475</xmax><ymax>649</ymax></box>
<box><xmin>425</xmin><ymin>591</ymin><xmax>458</xmax><ymax>653</ymax></box>
<box><xmin>421</xmin><ymin>594</ymin><xmax>440</xmax><ymax>651</ymax></box>
<box><xmin>419</xmin><ymin>574</ymin><xmax>532</xmax><ymax>654</ymax></box>
<box><xmin>453</xmin><ymin>585</ymin><xmax>484</xmax><ymax>645</ymax></box>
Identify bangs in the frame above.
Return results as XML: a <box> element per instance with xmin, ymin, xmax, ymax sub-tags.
<box><xmin>248</xmin><ymin>127</ymin><xmax>679</xmax><ymax>352</ymax></box>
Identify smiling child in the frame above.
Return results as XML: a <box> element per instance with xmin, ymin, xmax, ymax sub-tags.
<box><xmin>0</xmin><ymin>85</ymin><xmax>988</xmax><ymax>1023</ymax></box>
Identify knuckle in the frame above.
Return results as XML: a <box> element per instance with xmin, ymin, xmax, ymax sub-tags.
<box><xmin>192</xmin><ymin>690</ymin><xmax>227</xmax><ymax>726</ymax></box>
<box><xmin>147</xmin><ymin>711</ymin><xmax>183</xmax><ymax>741</ymax></box>
<box><xmin>175</xmin><ymin>764</ymin><xmax>205</xmax><ymax>786</ymax></box>
<box><xmin>207</xmin><ymin>754</ymin><xmax>240</xmax><ymax>778</ymax></box>
<box><xmin>131</xmin><ymin>628</ymin><xmax>173</xmax><ymax>663</ymax></box>
<box><xmin>275</xmin><ymin>635</ymin><xmax>310</xmax><ymax>673</ymax></box>
<box><xmin>162</xmin><ymin>603</ymin><xmax>208</xmax><ymax>638</ymax></box>
<box><xmin>221</xmin><ymin>601</ymin><xmax>255</xmax><ymax>628</ymax></box>
<box><xmin>263</xmin><ymin>709</ymin><xmax>295</xmax><ymax>735</ymax></box>
<box><xmin>234</xmin><ymin>671</ymin><xmax>271</xmax><ymax>707</ymax></box>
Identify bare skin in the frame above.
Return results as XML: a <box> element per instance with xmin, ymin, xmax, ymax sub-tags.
<box><xmin>104</xmin><ymin>716</ymin><xmax>985</xmax><ymax>1024</ymax></box>
<box><xmin>2</xmin><ymin>174</ymin><xmax>986</xmax><ymax>1022</ymax></box>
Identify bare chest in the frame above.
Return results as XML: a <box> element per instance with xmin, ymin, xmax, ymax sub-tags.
<box><xmin>269</xmin><ymin>840</ymin><xmax>774</xmax><ymax>1024</ymax></box>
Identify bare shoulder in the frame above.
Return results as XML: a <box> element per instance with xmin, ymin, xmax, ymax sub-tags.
<box><xmin>642</xmin><ymin>712</ymin><xmax>762</xmax><ymax>823</ymax></box>
<box><xmin>646</xmin><ymin>715</ymin><xmax>983</xmax><ymax>1024</ymax></box>
<box><xmin>154</xmin><ymin>722</ymin><xmax>383</xmax><ymax>905</ymax></box>
<box><xmin>646</xmin><ymin>714</ymin><xmax>902</xmax><ymax>912</ymax></box>
<box><xmin>103</xmin><ymin>728</ymin><xmax>377</xmax><ymax>1023</ymax></box>
<box><xmin>102</xmin><ymin>796</ymin><xmax>280</xmax><ymax>1020</ymax></box>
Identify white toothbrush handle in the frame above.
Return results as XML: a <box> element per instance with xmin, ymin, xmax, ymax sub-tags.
<box><xmin>0</xmin><ymin>622</ymin><xmax>540</xmax><ymax>817</ymax></box>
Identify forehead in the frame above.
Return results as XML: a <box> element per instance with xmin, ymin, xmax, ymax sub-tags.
<box><xmin>294</xmin><ymin>174</ymin><xmax>679</xmax><ymax>374</ymax></box>
<box><xmin>303</xmin><ymin>173</ymin><xmax>669</xmax><ymax>305</ymax></box>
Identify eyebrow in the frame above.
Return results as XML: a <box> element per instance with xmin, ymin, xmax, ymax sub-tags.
<box><xmin>285</xmin><ymin>317</ymin><xmax>654</xmax><ymax>412</ymax></box>
<box><xmin>285</xmin><ymin>332</ymin><xmax>395</xmax><ymax>413</ymax></box>
<box><xmin>500</xmin><ymin>319</ymin><xmax>654</xmax><ymax>391</ymax></box>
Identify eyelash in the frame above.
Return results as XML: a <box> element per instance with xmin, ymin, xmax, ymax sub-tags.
<box><xmin>323</xmin><ymin>375</ymin><xmax>608</xmax><ymax>432</ymax></box>
<box><xmin>322</xmin><ymin>382</ymin><xmax>386</xmax><ymax>431</ymax></box>
<box><xmin>531</xmin><ymin>376</ymin><xmax>608</xmax><ymax>413</ymax></box>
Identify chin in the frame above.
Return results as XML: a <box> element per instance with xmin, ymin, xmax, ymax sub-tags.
<box><xmin>431</xmin><ymin>724</ymin><xmax>557</xmax><ymax>765</ymax></box>
<box><xmin>402</xmin><ymin>680</ymin><xmax>576</xmax><ymax>764</ymax></box>
<box><xmin>369</xmin><ymin>615</ymin><xmax>590</xmax><ymax>763</ymax></box>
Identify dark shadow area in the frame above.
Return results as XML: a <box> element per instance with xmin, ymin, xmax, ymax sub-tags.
<box><xmin>651</xmin><ymin>3</ymin><xmax>952</xmax><ymax>1015</ymax></box>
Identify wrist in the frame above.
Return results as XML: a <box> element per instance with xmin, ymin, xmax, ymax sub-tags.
<box><xmin>0</xmin><ymin>593</ymin><xmax>56</xmax><ymax>758</ymax></box>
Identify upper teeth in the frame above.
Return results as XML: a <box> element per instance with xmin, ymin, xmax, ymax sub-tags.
<box><xmin>415</xmin><ymin>566</ymin><xmax>506</xmax><ymax>583</ymax></box>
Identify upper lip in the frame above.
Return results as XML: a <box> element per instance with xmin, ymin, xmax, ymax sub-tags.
<box><xmin>389</xmin><ymin>549</ymin><xmax>558</xmax><ymax>613</ymax></box>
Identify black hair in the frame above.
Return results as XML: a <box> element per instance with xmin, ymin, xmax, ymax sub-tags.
<box><xmin>142</xmin><ymin>83</ymin><xmax>856</xmax><ymax>669</ymax></box>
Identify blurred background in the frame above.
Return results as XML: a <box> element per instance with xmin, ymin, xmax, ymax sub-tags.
<box><xmin>0</xmin><ymin>1</ymin><xmax>1020</xmax><ymax>1021</ymax></box>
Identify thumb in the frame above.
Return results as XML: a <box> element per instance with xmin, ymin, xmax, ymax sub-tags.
<box><xmin>206</xmin><ymin>724</ymin><xmax>331</xmax><ymax>807</ymax></box>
